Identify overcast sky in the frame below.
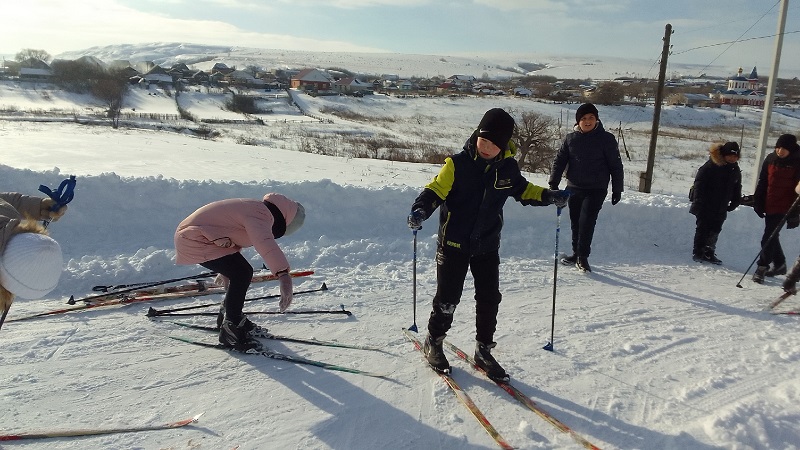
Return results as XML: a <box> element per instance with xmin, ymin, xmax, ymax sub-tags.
<box><xmin>2</xmin><ymin>0</ymin><xmax>799</xmax><ymax>77</ymax></box>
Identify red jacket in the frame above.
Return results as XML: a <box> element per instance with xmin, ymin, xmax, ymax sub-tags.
<box><xmin>754</xmin><ymin>151</ymin><xmax>800</xmax><ymax>215</ymax></box>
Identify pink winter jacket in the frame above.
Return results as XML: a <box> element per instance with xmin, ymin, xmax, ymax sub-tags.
<box><xmin>174</xmin><ymin>196</ymin><xmax>297</xmax><ymax>275</ymax></box>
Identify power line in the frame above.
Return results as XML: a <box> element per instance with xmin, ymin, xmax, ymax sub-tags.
<box><xmin>672</xmin><ymin>0</ymin><xmax>781</xmax><ymax>76</ymax></box>
<box><xmin>672</xmin><ymin>30</ymin><xmax>800</xmax><ymax>56</ymax></box>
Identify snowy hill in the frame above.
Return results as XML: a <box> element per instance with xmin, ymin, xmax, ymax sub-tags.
<box><xmin>56</xmin><ymin>42</ymin><xmax>735</xmax><ymax>81</ymax></box>
<box><xmin>2</xmin><ymin>74</ymin><xmax>800</xmax><ymax>448</ymax></box>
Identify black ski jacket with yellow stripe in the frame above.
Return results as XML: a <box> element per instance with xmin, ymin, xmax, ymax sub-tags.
<box><xmin>411</xmin><ymin>135</ymin><xmax>550</xmax><ymax>256</ymax></box>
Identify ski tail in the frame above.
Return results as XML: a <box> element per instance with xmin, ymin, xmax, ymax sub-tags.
<box><xmin>442</xmin><ymin>340</ymin><xmax>601</xmax><ymax>450</ymax></box>
<box><xmin>0</xmin><ymin>413</ymin><xmax>202</xmax><ymax>441</ymax></box>
<box><xmin>161</xmin><ymin>320</ymin><xmax>388</xmax><ymax>352</ymax></box>
<box><xmin>170</xmin><ymin>336</ymin><xmax>391</xmax><ymax>378</ymax></box>
<box><xmin>403</xmin><ymin>329</ymin><xmax>514</xmax><ymax>450</ymax></box>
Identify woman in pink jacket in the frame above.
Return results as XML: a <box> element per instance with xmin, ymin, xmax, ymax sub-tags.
<box><xmin>174</xmin><ymin>193</ymin><xmax>305</xmax><ymax>350</ymax></box>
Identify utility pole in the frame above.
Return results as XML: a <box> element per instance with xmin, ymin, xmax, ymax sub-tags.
<box><xmin>642</xmin><ymin>24</ymin><xmax>672</xmax><ymax>193</ymax></box>
<box><xmin>752</xmin><ymin>0</ymin><xmax>789</xmax><ymax>192</ymax></box>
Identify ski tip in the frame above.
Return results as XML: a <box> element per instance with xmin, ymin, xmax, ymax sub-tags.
<box><xmin>192</xmin><ymin>412</ymin><xmax>204</xmax><ymax>422</ymax></box>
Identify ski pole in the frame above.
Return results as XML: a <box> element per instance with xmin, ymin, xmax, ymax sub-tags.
<box><xmin>145</xmin><ymin>284</ymin><xmax>329</xmax><ymax>316</ymax></box>
<box><xmin>544</xmin><ymin>206</ymin><xmax>562</xmax><ymax>352</ymax></box>
<box><xmin>736</xmin><ymin>195</ymin><xmax>800</xmax><ymax>288</ymax></box>
<box><xmin>38</xmin><ymin>175</ymin><xmax>77</xmax><ymax>229</ymax></box>
<box><xmin>409</xmin><ymin>230</ymin><xmax>419</xmax><ymax>332</ymax></box>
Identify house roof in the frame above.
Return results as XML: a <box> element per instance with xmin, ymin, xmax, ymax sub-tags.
<box><xmin>293</xmin><ymin>68</ymin><xmax>332</xmax><ymax>83</ymax></box>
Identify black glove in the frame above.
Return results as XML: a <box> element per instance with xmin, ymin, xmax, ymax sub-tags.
<box><xmin>407</xmin><ymin>209</ymin><xmax>425</xmax><ymax>230</ymax></box>
<box><xmin>546</xmin><ymin>189</ymin><xmax>570</xmax><ymax>208</ymax></box>
<box><xmin>788</xmin><ymin>216</ymin><xmax>800</xmax><ymax>229</ymax></box>
<box><xmin>611</xmin><ymin>192</ymin><xmax>621</xmax><ymax>205</ymax></box>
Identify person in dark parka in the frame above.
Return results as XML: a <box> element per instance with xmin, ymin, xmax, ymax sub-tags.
<box><xmin>689</xmin><ymin>142</ymin><xmax>742</xmax><ymax>264</ymax></box>
<box><xmin>549</xmin><ymin>103</ymin><xmax>624</xmax><ymax>272</ymax></box>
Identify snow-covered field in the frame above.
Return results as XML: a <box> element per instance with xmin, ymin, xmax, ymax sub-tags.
<box><xmin>2</xmin><ymin>78</ymin><xmax>800</xmax><ymax>449</ymax></box>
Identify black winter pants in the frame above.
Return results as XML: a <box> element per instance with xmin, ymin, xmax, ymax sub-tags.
<box><xmin>693</xmin><ymin>214</ymin><xmax>726</xmax><ymax>253</ymax></box>
<box><xmin>757</xmin><ymin>213</ymin><xmax>786</xmax><ymax>267</ymax></box>
<box><xmin>427</xmin><ymin>246</ymin><xmax>502</xmax><ymax>344</ymax></box>
<box><xmin>200</xmin><ymin>252</ymin><xmax>254</xmax><ymax>323</ymax></box>
<box><xmin>567</xmin><ymin>188</ymin><xmax>607</xmax><ymax>258</ymax></box>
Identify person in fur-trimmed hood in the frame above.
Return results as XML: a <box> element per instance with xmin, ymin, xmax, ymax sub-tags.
<box><xmin>689</xmin><ymin>141</ymin><xmax>742</xmax><ymax>264</ymax></box>
<box><xmin>0</xmin><ymin>193</ymin><xmax>67</xmax><ymax>320</ymax></box>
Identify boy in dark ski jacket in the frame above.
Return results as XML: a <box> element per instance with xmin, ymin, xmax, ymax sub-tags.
<box><xmin>549</xmin><ymin>103</ymin><xmax>624</xmax><ymax>272</ymax></box>
<box><xmin>689</xmin><ymin>142</ymin><xmax>742</xmax><ymax>264</ymax></box>
<box><xmin>406</xmin><ymin>108</ymin><xmax>569</xmax><ymax>382</ymax></box>
<box><xmin>752</xmin><ymin>134</ymin><xmax>800</xmax><ymax>283</ymax></box>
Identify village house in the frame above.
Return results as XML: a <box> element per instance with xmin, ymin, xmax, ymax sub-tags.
<box><xmin>332</xmin><ymin>77</ymin><xmax>372</xmax><ymax>94</ymax></box>
<box><xmin>18</xmin><ymin>58</ymin><xmax>53</xmax><ymax>80</ymax></box>
<box><xmin>290</xmin><ymin>68</ymin><xmax>332</xmax><ymax>92</ymax></box>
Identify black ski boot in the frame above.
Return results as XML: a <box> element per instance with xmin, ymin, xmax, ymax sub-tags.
<box><xmin>783</xmin><ymin>259</ymin><xmax>800</xmax><ymax>293</ymax></box>
<box><xmin>219</xmin><ymin>318</ymin><xmax>262</xmax><ymax>352</ymax></box>
<box><xmin>753</xmin><ymin>266</ymin><xmax>768</xmax><ymax>284</ymax></box>
<box><xmin>423</xmin><ymin>334</ymin><xmax>450</xmax><ymax>374</ymax></box>
<box><xmin>474</xmin><ymin>341</ymin><xmax>509</xmax><ymax>382</ymax></box>
<box><xmin>241</xmin><ymin>316</ymin><xmax>271</xmax><ymax>338</ymax></box>
<box><xmin>703</xmin><ymin>247</ymin><xmax>722</xmax><ymax>265</ymax></box>
<box><xmin>560</xmin><ymin>253</ymin><xmax>578</xmax><ymax>266</ymax></box>
<box><xmin>576</xmin><ymin>256</ymin><xmax>592</xmax><ymax>272</ymax></box>
<box><xmin>766</xmin><ymin>262</ymin><xmax>787</xmax><ymax>277</ymax></box>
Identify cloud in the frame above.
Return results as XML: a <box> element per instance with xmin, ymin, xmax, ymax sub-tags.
<box><xmin>0</xmin><ymin>0</ymin><xmax>386</xmax><ymax>54</ymax></box>
<box><xmin>471</xmin><ymin>0</ymin><xmax>629</xmax><ymax>13</ymax></box>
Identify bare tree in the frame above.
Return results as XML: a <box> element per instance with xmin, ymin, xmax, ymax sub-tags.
<box><xmin>592</xmin><ymin>81</ymin><xmax>625</xmax><ymax>105</ymax></box>
<box><xmin>512</xmin><ymin>111</ymin><xmax>559</xmax><ymax>174</ymax></box>
<box><xmin>92</xmin><ymin>69</ymin><xmax>129</xmax><ymax>128</ymax></box>
<box><xmin>15</xmin><ymin>49</ymin><xmax>51</xmax><ymax>63</ymax></box>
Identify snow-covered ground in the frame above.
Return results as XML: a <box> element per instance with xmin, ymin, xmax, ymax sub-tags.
<box><xmin>1</xmin><ymin>81</ymin><xmax>800</xmax><ymax>449</ymax></box>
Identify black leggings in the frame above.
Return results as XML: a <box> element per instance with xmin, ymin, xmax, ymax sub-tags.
<box><xmin>427</xmin><ymin>247</ymin><xmax>502</xmax><ymax>344</ymax></box>
<box><xmin>200</xmin><ymin>252</ymin><xmax>254</xmax><ymax>323</ymax></box>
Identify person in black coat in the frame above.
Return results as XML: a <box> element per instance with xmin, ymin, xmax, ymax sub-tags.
<box><xmin>549</xmin><ymin>103</ymin><xmax>624</xmax><ymax>272</ymax></box>
<box><xmin>689</xmin><ymin>142</ymin><xmax>742</xmax><ymax>264</ymax></box>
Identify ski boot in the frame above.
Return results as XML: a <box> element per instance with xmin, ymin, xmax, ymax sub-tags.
<box><xmin>423</xmin><ymin>334</ymin><xmax>450</xmax><ymax>374</ymax></box>
<box><xmin>475</xmin><ymin>341</ymin><xmax>509</xmax><ymax>382</ymax></box>
<box><xmin>219</xmin><ymin>318</ymin><xmax>262</xmax><ymax>352</ymax></box>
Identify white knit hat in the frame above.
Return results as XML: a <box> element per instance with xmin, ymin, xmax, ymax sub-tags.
<box><xmin>0</xmin><ymin>233</ymin><xmax>63</xmax><ymax>299</ymax></box>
